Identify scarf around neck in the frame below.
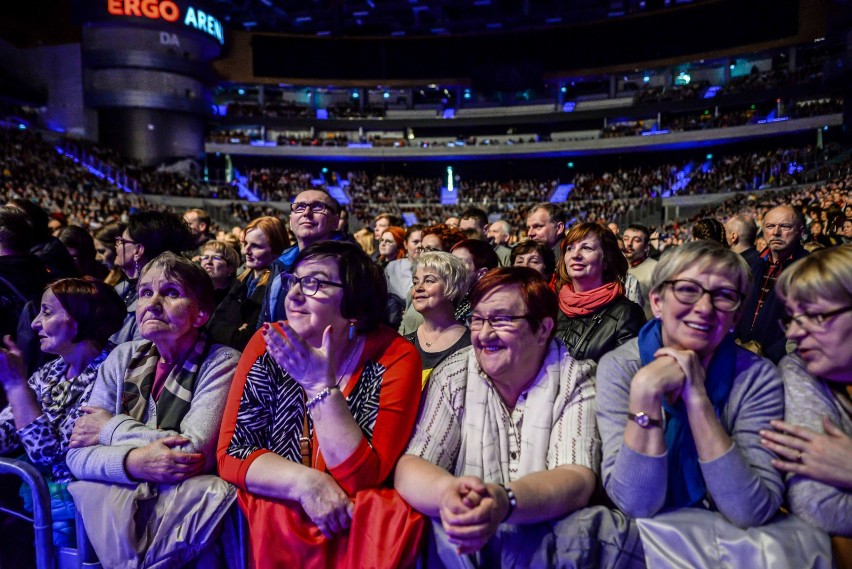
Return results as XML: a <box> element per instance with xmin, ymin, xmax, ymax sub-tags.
<box><xmin>637</xmin><ymin>318</ymin><xmax>737</xmax><ymax>510</ymax></box>
<box><xmin>121</xmin><ymin>331</ymin><xmax>212</xmax><ymax>431</ymax></box>
<box><xmin>558</xmin><ymin>280</ymin><xmax>623</xmax><ymax>317</ymax></box>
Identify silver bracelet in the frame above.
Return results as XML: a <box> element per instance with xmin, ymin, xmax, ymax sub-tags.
<box><xmin>306</xmin><ymin>386</ymin><xmax>337</xmax><ymax>411</ymax></box>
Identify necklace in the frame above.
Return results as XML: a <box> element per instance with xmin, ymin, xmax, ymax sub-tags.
<box><xmin>420</xmin><ymin>324</ymin><xmax>455</xmax><ymax>348</ymax></box>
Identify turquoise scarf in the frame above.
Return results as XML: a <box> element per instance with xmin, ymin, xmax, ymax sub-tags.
<box><xmin>637</xmin><ymin>318</ymin><xmax>737</xmax><ymax>509</ymax></box>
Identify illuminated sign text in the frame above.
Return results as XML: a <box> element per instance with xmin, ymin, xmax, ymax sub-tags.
<box><xmin>106</xmin><ymin>0</ymin><xmax>224</xmax><ymax>44</ymax></box>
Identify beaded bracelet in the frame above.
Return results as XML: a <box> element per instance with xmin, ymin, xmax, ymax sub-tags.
<box><xmin>499</xmin><ymin>483</ymin><xmax>517</xmax><ymax>522</ymax></box>
<box><xmin>306</xmin><ymin>386</ymin><xmax>338</xmax><ymax>411</ymax></box>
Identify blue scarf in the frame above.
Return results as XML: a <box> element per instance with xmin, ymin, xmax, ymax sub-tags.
<box><xmin>637</xmin><ymin>318</ymin><xmax>737</xmax><ymax>509</ymax></box>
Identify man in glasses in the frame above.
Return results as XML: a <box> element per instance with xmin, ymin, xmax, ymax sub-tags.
<box><xmin>737</xmin><ymin>204</ymin><xmax>808</xmax><ymax>362</ymax></box>
<box><xmin>259</xmin><ymin>189</ymin><xmax>343</xmax><ymax>324</ymax></box>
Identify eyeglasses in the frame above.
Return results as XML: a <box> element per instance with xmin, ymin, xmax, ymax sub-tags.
<box><xmin>778</xmin><ymin>305</ymin><xmax>852</xmax><ymax>333</ymax></box>
<box><xmin>291</xmin><ymin>201</ymin><xmax>333</xmax><ymax>215</ymax></box>
<box><xmin>199</xmin><ymin>254</ymin><xmax>226</xmax><ymax>263</ymax></box>
<box><xmin>115</xmin><ymin>236</ymin><xmax>137</xmax><ymax>247</ymax></box>
<box><xmin>663</xmin><ymin>279</ymin><xmax>743</xmax><ymax>312</ymax></box>
<box><xmin>284</xmin><ymin>273</ymin><xmax>344</xmax><ymax>296</ymax></box>
<box><xmin>416</xmin><ymin>245</ymin><xmax>441</xmax><ymax>253</ymax></box>
<box><xmin>466</xmin><ymin>314</ymin><xmax>528</xmax><ymax>331</ymax></box>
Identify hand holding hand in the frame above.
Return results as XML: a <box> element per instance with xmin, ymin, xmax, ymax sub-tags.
<box><xmin>69</xmin><ymin>406</ymin><xmax>114</xmax><ymax>448</ymax></box>
<box><xmin>631</xmin><ymin>353</ymin><xmax>688</xmax><ymax>407</ymax></box>
<box><xmin>439</xmin><ymin>477</ymin><xmax>506</xmax><ymax>555</ymax></box>
<box><xmin>0</xmin><ymin>335</ymin><xmax>27</xmax><ymax>391</ymax></box>
<box><xmin>299</xmin><ymin>471</ymin><xmax>354</xmax><ymax>538</ymax></box>
<box><xmin>262</xmin><ymin>322</ymin><xmax>335</xmax><ymax>397</ymax></box>
<box><xmin>125</xmin><ymin>435</ymin><xmax>206</xmax><ymax>483</ymax></box>
<box><xmin>762</xmin><ymin>417</ymin><xmax>852</xmax><ymax>489</ymax></box>
<box><xmin>654</xmin><ymin>347</ymin><xmax>707</xmax><ymax>408</ymax></box>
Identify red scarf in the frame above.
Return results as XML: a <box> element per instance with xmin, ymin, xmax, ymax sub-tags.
<box><xmin>558</xmin><ymin>280</ymin><xmax>623</xmax><ymax>317</ymax></box>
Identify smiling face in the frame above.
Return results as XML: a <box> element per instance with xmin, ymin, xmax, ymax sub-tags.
<box><xmin>783</xmin><ymin>298</ymin><xmax>852</xmax><ymax>382</ymax></box>
<box><xmin>650</xmin><ymin>264</ymin><xmax>742</xmax><ymax>363</ymax></box>
<box><xmin>31</xmin><ymin>289</ymin><xmax>78</xmax><ymax>356</ymax></box>
<box><xmin>136</xmin><ymin>267</ymin><xmax>208</xmax><ymax>345</ymax></box>
<box><xmin>243</xmin><ymin>228</ymin><xmax>275</xmax><ymax>270</ymax></box>
<box><xmin>411</xmin><ymin>265</ymin><xmax>452</xmax><ymax>315</ymax></box>
<box><xmin>563</xmin><ymin>234</ymin><xmax>605</xmax><ymax>290</ymax></box>
<box><xmin>379</xmin><ymin>230</ymin><xmax>399</xmax><ymax>259</ymax></box>
<box><xmin>471</xmin><ymin>284</ymin><xmax>552</xmax><ymax>389</ymax></box>
<box><xmin>290</xmin><ymin>190</ymin><xmax>340</xmax><ymax>247</ymax></box>
<box><xmin>285</xmin><ymin>256</ymin><xmax>347</xmax><ymax>345</ymax></box>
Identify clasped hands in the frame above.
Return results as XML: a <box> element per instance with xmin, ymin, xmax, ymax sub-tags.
<box><xmin>439</xmin><ymin>476</ymin><xmax>508</xmax><ymax>555</ymax></box>
<box><xmin>634</xmin><ymin>347</ymin><xmax>709</xmax><ymax>408</ymax></box>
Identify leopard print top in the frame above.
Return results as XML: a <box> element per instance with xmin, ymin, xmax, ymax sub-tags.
<box><xmin>0</xmin><ymin>346</ymin><xmax>112</xmax><ymax>482</ymax></box>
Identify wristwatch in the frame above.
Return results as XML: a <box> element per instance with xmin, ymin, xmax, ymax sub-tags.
<box><xmin>628</xmin><ymin>411</ymin><xmax>663</xmax><ymax>429</ymax></box>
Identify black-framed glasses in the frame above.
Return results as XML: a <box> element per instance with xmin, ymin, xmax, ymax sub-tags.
<box><xmin>416</xmin><ymin>245</ymin><xmax>440</xmax><ymax>253</ymax></box>
<box><xmin>466</xmin><ymin>314</ymin><xmax>528</xmax><ymax>331</ymax></box>
<box><xmin>284</xmin><ymin>273</ymin><xmax>344</xmax><ymax>296</ymax></box>
<box><xmin>199</xmin><ymin>254</ymin><xmax>226</xmax><ymax>263</ymax></box>
<box><xmin>778</xmin><ymin>305</ymin><xmax>852</xmax><ymax>333</ymax></box>
<box><xmin>115</xmin><ymin>236</ymin><xmax>137</xmax><ymax>247</ymax></box>
<box><xmin>291</xmin><ymin>201</ymin><xmax>333</xmax><ymax>215</ymax></box>
<box><xmin>663</xmin><ymin>279</ymin><xmax>743</xmax><ymax>312</ymax></box>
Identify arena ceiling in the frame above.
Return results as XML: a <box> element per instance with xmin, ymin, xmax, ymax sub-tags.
<box><xmin>207</xmin><ymin>0</ymin><xmax>704</xmax><ymax>36</ymax></box>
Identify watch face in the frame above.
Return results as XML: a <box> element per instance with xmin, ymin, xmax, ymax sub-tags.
<box><xmin>636</xmin><ymin>413</ymin><xmax>649</xmax><ymax>427</ymax></box>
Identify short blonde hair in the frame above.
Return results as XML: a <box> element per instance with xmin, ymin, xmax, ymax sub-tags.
<box><xmin>651</xmin><ymin>240</ymin><xmax>752</xmax><ymax>297</ymax></box>
<box><xmin>411</xmin><ymin>251</ymin><xmax>471</xmax><ymax>304</ymax></box>
<box><xmin>201</xmin><ymin>239</ymin><xmax>241</xmax><ymax>269</ymax></box>
<box><xmin>777</xmin><ymin>245</ymin><xmax>852</xmax><ymax>307</ymax></box>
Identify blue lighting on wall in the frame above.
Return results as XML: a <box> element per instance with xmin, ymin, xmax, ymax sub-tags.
<box><xmin>703</xmin><ymin>86</ymin><xmax>721</xmax><ymax>98</ymax></box>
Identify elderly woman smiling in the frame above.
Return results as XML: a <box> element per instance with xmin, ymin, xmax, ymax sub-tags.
<box><xmin>395</xmin><ymin>267</ymin><xmax>598</xmax><ymax>565</ymax></box>
<box><xmin>596</xmin><ymin>241</ymin><xmax>784</xmax><ymax>540</ymax></box>
<box><xmin>217</xmin><ymin>241</ymin><xmax>423</xmax><ymax>568</ymax></box>
<box><xmin>65</xmin><ymin>253</ymin><xmax>240</xmax><ymax>568</ymax></box>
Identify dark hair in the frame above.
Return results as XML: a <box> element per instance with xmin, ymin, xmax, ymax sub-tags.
<box><xmin>692</xmin><ymin>218</ymin><xmax>728</xmax><ymax>247</ymax></box>
<box><xmin>422</xmin><ymin>223</ymin><xmax>467</xmax><ymax>251</ymax></box>
<box><xmin>50</xmin><ymin>277</ymin><xmax>126</xmax><ymax>344</ymax></box>
<box><xmin>404</xmin><ymin>224</ymin><xmax>425</xmax><ymax>242</ymax></box>
<box><xmin>293</xmin><ymin>241</ymin><xmax>388</xmax><ymax>333</ymax></box>
<box><xmin>127</xmin><ymin>211</ymin><xmax>196</xmax><ymax>262</ymax></box>
<box><xmin>7</xmin><ymin>198</ymin><xmax>50</xmax><ymax>243</ymax></box>
<box><xmin>375</xmin><ymin>212</ymin><xmax>403</xmax><ymax>227</ymax></box>
<box><xmin>469</xmin><ymin>267</ymin><xmax>558</xmax><ymax>341</ymax></box>
<box><xmin>510</xmin><ymin>240</ymin><xmax>557</xmax><ymax>279</ymax></box>
<box><xmin>293</xmin><ymin>189</ymin><xmax>342</xmax><ymax>215</ymax></box>
<box><xmin>451</xmin><ymin>239</ymin><xmax>500</xmax><ymax>271</ymax></box>
<box><xmin>58</xmin><ymin>226</ymin><xmax>97</xmax><ymax>264</ymax></box>
<box><xmin>460</xmin><ymin>207</ymin><xmax>488</xmax><ymax>229</ymax></box>
<box><xmin>625</xmin><ymin>223</ymin><xmax>651</xmax><ymax>243</ymax></box>
<box><xmin>0</xmin><ymin>207</ymin><xmax>34</xmax><ymax>253</ymax></box>
<box><xmin>139</xmin><ymin>252</ymin><xmax>216</xmax><ymax>315</ymax></box>
<box><xmin>94</xmin><ymin>222</ymin><xmax>126</xmax><ymax>249</ymax></box>
<box><xmin>557</xmin><ymin>222</ymin><xmax>627</xmax><ymax>287</ymax></box>
<box><xmin>528</xmin><ymin>202</ymin><xmax>567</xmax><ymax>225</ymax></box>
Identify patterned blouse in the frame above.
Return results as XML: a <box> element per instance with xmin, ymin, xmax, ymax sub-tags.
<box><xmin>0</xmin><ymin>347</ymin><xmax>113</xmax><ymax>482</ymax></box>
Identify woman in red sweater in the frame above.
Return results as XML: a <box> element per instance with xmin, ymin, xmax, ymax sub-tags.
<box><xmin>217</xmin><ymin>241</ymin><xmax>424</xmax><ymax>568</ymax></box>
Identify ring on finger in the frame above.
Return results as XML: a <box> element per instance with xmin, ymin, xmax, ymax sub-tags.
<box><xmin>796</xmin><ymin>450</ymin><xmax>804</xmax><ymax>463</ymax></box>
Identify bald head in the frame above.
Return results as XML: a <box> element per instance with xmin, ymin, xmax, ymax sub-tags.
<box><xmin>725</xmin><ymin>214</ymin><xmax>757</xmax><ymax>253</ymax></box>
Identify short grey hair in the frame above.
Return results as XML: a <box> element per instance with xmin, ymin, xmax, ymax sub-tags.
<box><xmin>411</xmin><ymin>251</ymin><xmax>471</xmax><ymax>304</ymax></box>
<box><xmin>650</xmin><ymin>240</ymin><xmax>753</xmax><ymax>298</ymax></box>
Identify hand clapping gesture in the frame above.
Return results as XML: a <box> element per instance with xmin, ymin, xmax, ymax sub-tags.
<box><xmin>262</xmin><ymin>321</ymin><xmax>337</xmax><ymax>397</ymax></box>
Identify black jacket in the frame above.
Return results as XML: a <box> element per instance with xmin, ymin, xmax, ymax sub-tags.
<box><xmin>555</xmin><ymin>295</ymin><xmax>646</xmax><ymax>362</ymax></box>
<box><xmin>206</xmin><ymin>273</ymin><xmax>267</xmax><ymax>351</ymax></box>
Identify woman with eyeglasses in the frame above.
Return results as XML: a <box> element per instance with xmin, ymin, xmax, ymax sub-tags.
<box><xmin>395</xmin><ymin>267</ymin><xmax>603</xmax><ymax>566</ymax></box>
<box><xmin>761</xmin><ymin>245</ymin><xmax>852</xmax><ymax>536</ymax></box>
<box><xmin>111</xmin><ymin>211</ymin><xmax>197</xmax><ymax>344</ymax></box>
<box><xmin>376</xmin><ymin>226</ymin><xmax>406</xmax><ymax>269</ymax></box>
<box><xmin>595</xmin><ymin>240</ymin><xmax>793</xmax><ymax>564</ymax></box>
<box><xmin>209</xmin><ymin>217</ymin><xmax>288</xmax><ymax>350</ymax></box>
<box><xmin>218</xmin><ymin>241</ymin><xmax>424</xmax><ymax>568</ymax></box>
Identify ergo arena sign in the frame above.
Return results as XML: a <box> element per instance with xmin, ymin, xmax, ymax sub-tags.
<box><xmin>106</xmin><ymin>0</ymin><xmax>225</xmax><ymax>44</ymax></box>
